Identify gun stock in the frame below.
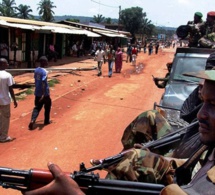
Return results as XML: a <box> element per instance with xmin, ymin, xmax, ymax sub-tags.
<box><xmin>0</xmin><ymin>166</ymin><xmax>164</xmax><ymax>195</ymax></box>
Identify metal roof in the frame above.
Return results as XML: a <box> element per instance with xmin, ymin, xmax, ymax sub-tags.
<box><xmin>81</xmin><ymin>29</ymin><xmax>101</xmax><ymax>37</ymax></box>
<box><xmin>0</xmin><ymin>19</ymin><xmax>40</xmax><ymax>30</ymax></box>
<box><xmin>0</xmin><ymin>16</ymin><xmax>101</xmax><ymax>37</ymax></box>
<box><xmin>95</xmin><ymin>31</ymin><xmax>127</xmax><ymax>38</ymax></box>
<box><xmin>93</xmin><ymin>29</ymin><xmax>127</xmax><ymax>38</ymax></box>
<box><xmin>39</xmin><ymin>25</ymin><xmax>84</xmax><ymax>34</ymax></box>
<box><xmin>0</xmin><ymin>16</ymin><xmax>78</xmax><ymax>29</ymax></box>
<box><xmin>59</xmin><ymin>20</ymin><xmax>131</xmax><ymax>37</ymax></box>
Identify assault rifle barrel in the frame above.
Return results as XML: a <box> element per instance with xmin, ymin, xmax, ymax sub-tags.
<box><xmin>142</xmin><ymin>121</ymin><xmax>199</xmax><ymax>150</ymax></box>
<box><xmin>0</xmin><ymin>166</ymin><xmax>164</xmax><ymax>195</ymax></box>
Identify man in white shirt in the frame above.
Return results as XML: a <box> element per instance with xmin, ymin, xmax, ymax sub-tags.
<box><xmin>0</xmin><ymin>58</ymin><xmax>17</xmax><ymax>143</ymax></box>
<box><xmin>95</xmin><ymin>46</ymin><xmax>105</xmax><ymax>76</ymax></box>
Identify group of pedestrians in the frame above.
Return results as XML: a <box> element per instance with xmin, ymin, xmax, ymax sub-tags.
<box><xmin>145</xmin><ymin>41</ymin><xmax>160</xmax><ymax>55</ymax></box>
<box><xmin>94</xmin><ymin>44</ymin><xmax>123</xmax><ymax>77</ymax></box>
<box><xmin>0</xmin><ymin>44</ymin><xmax>125</xmax><ymax>142</ymax></box>
<box><xmin>0</xmin><ymin>42</ymin><xmax>125</xmax><ymax>142</ymax></box>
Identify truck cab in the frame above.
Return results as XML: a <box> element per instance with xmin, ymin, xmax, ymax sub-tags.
<box><xmin>158</xmin><ymin>47</ymin><xmax>215</xmax><ymax>120</ymax></box>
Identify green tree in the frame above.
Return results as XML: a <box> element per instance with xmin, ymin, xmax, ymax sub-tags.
<box><xmin>140</xmin><ymin>18</ymin><xmax>156</xmax><ymax>38</ymax></box>
<box><xmin>37</xmin><ymin>0</ymin><xmax>56</xmax><ymax>22</ymax></box>
<box><xmin>146</xmin><ymin>23</ymin><xmax>156</xmax><ymax>37</ymax></box>
<box><xmin>105</xmin><ymin>17</ymin><xmax>112</xmax><ymax>24</ymax></box>
<box><xmin>0</xmin><ymin>0</ymin><xmax>16</xmax><ymax>17</ymax></box>
<box><xmin>92</xmin><ymin>14</ymin><xmax>105</xmax><ymax>23</ymax></box>
<box><xmin>14</xmin><ymin>4</ymin><xmax>33</xmax><ymax>19</ymax></box>
<box><xmin>120</xmin><ymin>7</ymin><xmax>146</xmax><ymax>36</ymax></box>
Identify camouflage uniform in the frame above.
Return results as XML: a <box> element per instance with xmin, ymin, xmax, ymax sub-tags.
<box><xmin>187</xmin><ymin>21</ymin><xmax>204</xmax><ymax>47</ymax></box>
<box><xmin>199</xmin><ymin>23</ymin><xmax>215</xmax><ymax>48</ymax></box>
<box><xmin>199</xmin><ymin>12</ymin><xmax>215</xmax><ymax>48</ymax></box>
<box><xmin>105</xmin><ymin>149</ymin><xmax>178</xmax><ymax>185</ymax></box>
<box><xmin>121</xmin><ymin>110</ymin><xmax>172</xmax><ymax>150</ymax></box>
<box><xmin>161</xmin><ymin>69</ymin><xmax>215</xmax><ymax>194</ymax></box>
<box><xmin>95</xmin><ymin>110</ymin><xmax>193</xmax><ymax>185</ymax></box>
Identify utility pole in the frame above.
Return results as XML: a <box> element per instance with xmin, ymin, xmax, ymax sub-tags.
<box><xmin>118</xmin><ymin>5</ymin><xmax>121</xmax><ymax>32</ymax></box>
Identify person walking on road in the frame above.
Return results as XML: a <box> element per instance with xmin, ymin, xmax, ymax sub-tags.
<box><xmin>126</xmin><ymin>43</ymin><xmax>132</xmax><ymax>63</ymax></box>
<box><xmin>106</xmin><ymin>45</ymin><xmax>115</xmax><ymax>77</ymax></box>
<box><xmin>0</xmin><ymin>58</ymin><xmax>17</xmax><ymax>143</ymax></box>
<box><xmin>155</xmin><ymin>42</ymin><xmax>159</xmax><ymax>54</ymax></box>
<box><xmin>115</xmin><ymin>47</ymin><xmax>123</xmax><ymax>73</ymax></box>
<box><xmin>148</xmin><ymin>43</ymin><xmax>153</xmax><ymax>55</ymax></box>
<box><xmin>95</xmin><ymin>46</ymin><xmax>105</xmax><ymax>76</ymax></box>
<box><xmin>28</xmin><ymin>56</ymin><xmax>52</xmax><ymax>130</ymax></box>
<box><xmin>131</xmin><ymin>46</ymin><xmax>138</xmax><ymax>66</ymax></box>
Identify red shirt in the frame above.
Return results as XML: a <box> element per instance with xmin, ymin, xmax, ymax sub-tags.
<box><xmin>132</xmin><ymin>48</ymin><xmax>137</xmax><ymax>55</ymax></box>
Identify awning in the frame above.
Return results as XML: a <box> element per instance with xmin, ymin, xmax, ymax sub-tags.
<box><xmin>0</xmin><ymin>20</ymin><xmax>40</xmax><ymax>30</ymax></box>
<box><xmin>82</xmin><ymin>29</ymin><xmax>101</xmax><ymax>37</ymax></box>
<box><xmin>39</xmin><ymin>26</ymin><xmax>101</xmax><ymax>37</ymax></box>
<box><xmin>95</xmin><ymin>31</ymin><xmax>127</xmax><ymax>38</ymax></box>
<box><xmin>39</xmin><ymin>26</ymin><xmax>85</xmax><ymax>34</ymax></box>
<box><xmin>0</xmin><ymin>20</ymin><xmax>103</xmax><ymax>37</ymax></box>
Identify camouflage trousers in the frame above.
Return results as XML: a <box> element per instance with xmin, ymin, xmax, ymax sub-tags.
<box><xmin>105</xmin><ymin>149</ymin><xmax>180</xmax><ymax>185</ymax></box>
<box><xmin>121</xmin><ymin>110</ymin><xmax>172</xmax><ymax>150</ymax></box>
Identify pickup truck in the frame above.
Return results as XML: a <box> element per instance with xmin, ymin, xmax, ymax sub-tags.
<box><xmin>157</xmin><ymin>47</ymin><xmax>215</xmax><ymax>120</ymax></box>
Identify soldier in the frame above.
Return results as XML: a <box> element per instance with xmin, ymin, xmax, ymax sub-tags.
<box><xmin>199</xmin><ymin>11</ymin><xmax>215</xmax><ymax>48</ymax></box>
<box><xmin>187</xmin><ymin>12</ymin><xmax>204</xmax><ymax>47</ymax></box>
<box><xmin>153</xmin><ymin>62</ymin><xmax>172</xmax><ymax>89</ymax></box>
<box><xmin>161</xmin><ymin>68</ymin><xmax>215</xmax><ymax>194</ymax></box>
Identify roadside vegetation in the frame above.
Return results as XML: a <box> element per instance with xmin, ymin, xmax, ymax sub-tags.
<box><xmin>15</xmin><ymin>78</ymin><xmax>60</xmax><ymax>101</ymax></box>
<box><xmin>48</xmin><ymin>78</ymin><xmax>60</xmax><ymax>87</ymax></box>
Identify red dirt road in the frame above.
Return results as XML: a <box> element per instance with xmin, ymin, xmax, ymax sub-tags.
<box><xmin>0</xmin><ymin>48</ymin><xmax>175</xmax><ymax>195</ymax></box>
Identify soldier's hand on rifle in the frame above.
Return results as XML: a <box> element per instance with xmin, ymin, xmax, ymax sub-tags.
<box><xmin>133</xmin><ymin>143</ymin><xmax>143</xmax><ymax>149</ymax></box>
<box><xmin>22</xmin><ymin>162</ymin><xmax>85</xmax><ymax>195</ymax></box>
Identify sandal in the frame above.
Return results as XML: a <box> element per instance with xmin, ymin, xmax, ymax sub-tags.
<box><xmin>0</xmin><ymin>136</ymin><xmax>16</xmax><ymax>143</ymax></box>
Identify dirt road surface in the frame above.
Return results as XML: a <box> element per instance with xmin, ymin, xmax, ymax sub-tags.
<box><xmin>0</xmin><ymin>48</ymin><xmax>175</xmax><ymax>195</ymax></box>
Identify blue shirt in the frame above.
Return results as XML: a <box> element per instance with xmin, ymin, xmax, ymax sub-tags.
<box><xmin>34</xmin><ymin>67</ymin><xmax>50</xmax><ymax>97</ymax></box>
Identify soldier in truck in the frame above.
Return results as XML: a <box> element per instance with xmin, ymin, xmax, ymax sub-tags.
<box><xmin>187</xmin><ymin>12</ymin><xmax>204</xmax><ymax>47</ymax></box>
<box><xmin>199</xmin><ymin>11</ymin><xmax>215</xmax><ymax>48</ymax></box>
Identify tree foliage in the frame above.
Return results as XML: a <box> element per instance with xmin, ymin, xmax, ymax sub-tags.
<box><xmin>141</xmin><ymin>18</ymin><xmax>156</xmax><ymax>36</ymax></box>
<box><xmin>14</xmin><ymin>4</ymin><xmax>33</xmax><ymax>19</ymax></box>
<box><xmin>105</xmin><ymin>17</ymin><xmax>112</xmax><ymax>24</ymax></box>
<box><xmin>66</xmin><ymin>18</ymin><xmax>80</xmax><ymax>23</ymax></box>
<box><xmin>92</xmin><ymin>14</ymin><xmax>105</xmax><ymax>24</ymax></box>
<box><xmin>37</xmin><ymin>0</ymin><xmax>56</xmax><ymax>22</ymax></box>
<box><xmin>0</xmin><ymin>0</ymin><xmax>16</xmax><ymax>17</ymax></box>
<box><xmin>120</xmin><ymin>7</ymin><xmax>146</xmax><ymax>36</ymax></box>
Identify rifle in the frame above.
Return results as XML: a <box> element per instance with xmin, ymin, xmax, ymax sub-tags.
<box><xmin>0</xmin><ymin>151</ymin><xmax>164</xmax><ymax>195</ymax></box>
<box><xmin>141</xmin><ymin>120</ymin><xmax>199</xmax><ymax>151</ymax></box>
